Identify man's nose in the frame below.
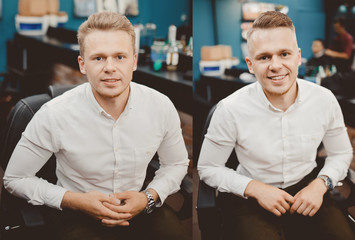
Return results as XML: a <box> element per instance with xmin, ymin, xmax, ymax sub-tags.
<box><xmin>104</xmin><ymin>58</ymin><xmax>116</xmax><ymax>72</ymax></box>
<box><xmin>269</xmin><ymin>56</ymin><xmax>282</xmax><ymax>70</ymax></box>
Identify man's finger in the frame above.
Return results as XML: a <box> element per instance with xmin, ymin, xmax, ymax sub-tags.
<box><xmin>309</xmin><ymin>208</ymin><xmax>318</xmax><ymax>217</ymax></box>
<box><xmin>101</xmin><ymin>207</ymin><xmax>132</xmax><ymax>220</ymax></box>
<box><xmin>272</xmin><ymin>208</ymin><xmax>282</xmax><ymax>217</ymax></box>
<box><xmin>101</xmin><ymin>218</ymin><xmax>130</xmax><ymax>227</ymax></box>
<box><xmin>280</xmin><ymin>199</ymin><xmax>291</xmax><ymax>211</ymax></box>
<box><xmin>108</xmin><ymin>194</ymin><xmax>121</xmax><ymax>205</ymax></box>
<box><xmin>290</xmin><ymin>199</ymin><xmax>301</xmax><ymax>214</ymax></box>
<box><xmin>113</xmin><ymin>191</ymin><xmax>132</xmax><ymax>200</ymax></box>
<box><xmin>276</xmin><ymin>205</ymin><xmax>286</xmax><ymax>214</ymax></box>
<box><xmin>296</xmin><ymin>202</ymin><xmax>307</xmax><ymax>215</ymax></box>
<box><xmin>103</xmin><ymin>202</ymin><xmax>131</xmax><ymax>214</ymax></box>
<box><xmin>284</xmin><ymin>193</ymin><xmax>295</xmax><ymax>205</ymax></box>
<box><xmin>302</xmin><ymin>206</ymin><xmax>313</xmax><ymax>216</ymax></box>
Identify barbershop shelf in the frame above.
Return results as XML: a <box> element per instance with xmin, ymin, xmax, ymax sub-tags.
<box><xmin>134</xmin><ymin>65</ymin><xmax>192</xmax><ymax>115</ymax></box>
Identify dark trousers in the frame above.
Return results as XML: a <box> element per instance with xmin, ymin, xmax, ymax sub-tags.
<box><xmin>43</xmin><ymin>205</ymin><xmax>191</xmax><ymax>240</ymax></box>
<box><xmin>219</xmin><ymin>170</ymin><xmax>355</xmax><ymax>240</ymax></box>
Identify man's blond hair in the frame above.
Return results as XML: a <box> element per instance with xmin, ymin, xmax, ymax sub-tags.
<box><xmin>77</xmin><ymin>12</ymin><xmax>136</xmax><ymax>56</ymax></box>
<box><xmin>247</xmin><ymin>11</ymin><xmax>295</xmax><ymax>41</ymax></box>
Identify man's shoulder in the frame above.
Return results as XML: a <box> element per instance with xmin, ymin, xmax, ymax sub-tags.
<box><xmin>43</xmin><ymin>83</ymin><xmax>88</xmax><ymax>112</ymax></box>
<box><xmin>220</xmin><ymin>82</ymin><xmax>258</xmax><ymax>107</ymax></box>
<box><xmin>131</xmin><ymin>82</ymin><xmax>172</xmax><ymax>104</ymax></box>
<box><xmin>298</xmin><ymin>79</ymin><xmax>334</xmax><ymax>101</ymax></box>
<box><xmin>298</xmin><ymin>78</ymin><xmax>327</xmax><ymax>91</ymax></box>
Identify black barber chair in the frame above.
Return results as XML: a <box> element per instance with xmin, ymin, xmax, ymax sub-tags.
<box><xmin>0</xmin><ymin>84</ymin><xmax>192</xmax><ymax>239</ymax></box>
<box><xmin>196</xmin><ymin>105</ymin><xmax>355</xmax><ymax>240</ymax></box>
<box><xmin>0</xmin><ymin>85</ymin><xmax>76</xmax><ymax>240</ymax></box>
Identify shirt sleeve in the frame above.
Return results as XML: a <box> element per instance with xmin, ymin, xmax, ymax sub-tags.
<box><xmin>318</xmin><ymin>92</ymin><xmax>353</xmax><ymax>185</ymax></box>
<box><xmin>197</xmin><ymin>102</ymin><xmax>253</xmax><ymax>198</ymax></box>
<box><xmin>3</xmin><ymin>105</ymin><xmax>67</xmax><ymax>210</ymax></box>
<box><xmin>146</xmin><ymin>99</ymin><xmax>189</xmax><ymax>206</ymax></box>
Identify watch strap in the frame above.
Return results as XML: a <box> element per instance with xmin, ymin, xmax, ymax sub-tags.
<box><xmin>143</xmin><ymin>189</ymin><xmax>156</xmax><ymax>214</ymax></box>
<box><xmin>318</xmin><ymin>175</ymin><xmax>334</xmax><ymax>190</ymax></box>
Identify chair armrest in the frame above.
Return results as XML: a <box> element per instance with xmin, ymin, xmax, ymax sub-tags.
<box><xmin>196</xmin><ymin>180</ymin><xmax>222</xmax><ymax>240</ymax></box>
<box><xmin>197</xmin><ymin>180</ymin><xmax>216</xmax><ymax>209</ymax></box>
<box><xmin>19</xmin><ymin>205</ymin><xmax>45</xmax><ymax>228</ymax></box>
<box><xmin>1</xmin><ymin>190</ymin><xmax>46</xmax><ymax>238</ymax></box>
<box><xmin>344</xmin><ymin>177</ymin><xmax>355</xmax><ymax>208</ymax></box>
<box><xmin>176</xmin><ymin>174</ymin><xmax>192</xmax><ymax>220</ymax></box>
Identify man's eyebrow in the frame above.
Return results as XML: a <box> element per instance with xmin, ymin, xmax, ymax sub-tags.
<box><xmin>89</xmin><ymin>50</ymin><xmax>130</xmax><ymax>57</ymax></box>
<box><xmin>254</xmin><ymin>48</ymin><xmax>293</xmax><ymax>58</ymax></box>
<box><xmin>254</xmin><ymin>52</ymin><xmax>271</xmax><ymax>59</ymax></box>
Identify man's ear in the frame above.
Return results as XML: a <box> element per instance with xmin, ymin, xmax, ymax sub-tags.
<box><xmin>245</xmin><ymin>57</ymin><xmax>254</xmax><ymax>74</ymax></box>
<box><xmin>78</xmin><ymin>56</ymin><xmax>86</xmax><ymax>74</ymax></box>
<box><xmin>297</xmin><ymin>48</ymin><xmax>302</xmax><ymax>66</ymax></box>
<box><xmin>133</xmin><ymin>54</ymin><xmax>137</xmax><ymax>71</ymax></box>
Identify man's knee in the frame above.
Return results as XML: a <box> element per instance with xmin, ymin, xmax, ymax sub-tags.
<box><xmin>143</xmin><ymin>205</ymin><xmax>192</xmax><ymax>240</ymax></box>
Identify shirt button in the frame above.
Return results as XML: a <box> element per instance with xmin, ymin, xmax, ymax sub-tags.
<box><xmin>114</xmin><ymin>123</ymin><xmax>117</xmax><ymax>128</ymax></box>
<box><xmin>115</xmin><ymin>170</ymin><xmax>119</xmax><ymax>175</ymax></box>
<box><xmin>114</xmin><ymin>148</ymin><xmax>118</xmax><ymax>152</ymax></box>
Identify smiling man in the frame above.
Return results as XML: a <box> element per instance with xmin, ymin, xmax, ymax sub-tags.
<box><xmin>4</xmin><ymin>12</ymin><xmax>191</xmax><ymax>240</ymax></box>
<box><xmin>198</xmin><ymin>11</ymin><xmax>355</xmax><ymax>240</ymax></box>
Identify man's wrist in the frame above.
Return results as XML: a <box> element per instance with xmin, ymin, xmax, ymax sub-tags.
<box><xmin>61</xmin><ymin>191</ymin><xmax>79</xmax><ymax>210</ymax></box>
<box><xmin>317</xmin><ymin>175</ymin><xmax>334</xmax><ymax>191</ymax></box>
<box><xmin>244</xmin><ymin>179</ymin><xmax>261</xmax><ymax>199</ymax></box>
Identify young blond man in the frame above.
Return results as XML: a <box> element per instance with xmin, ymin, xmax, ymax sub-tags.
<box><xmin>198</xmin><ymin>11</ymin><xmax>355</xmax><ymax>240</ymax></box>
<box><xmin>4</xmin><ymin>12</ymin><xmax>191</xmax><ymax>240</ymax></box>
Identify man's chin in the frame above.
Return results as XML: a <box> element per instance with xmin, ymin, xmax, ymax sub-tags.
<box><xmin>265</xmin><ymin>86</ymin><xmax>290</xmax><ymax>96</ymax></box>
<box><xmin>98</xmin><ymin>91</ymin><xmax>122</xmax><ymax>99</ymax></box>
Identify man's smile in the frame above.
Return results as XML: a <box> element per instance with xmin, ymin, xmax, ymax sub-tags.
<box><xmin>267</xmin><ymin>74</ymin><xmax>288</xmax><ymax>80</ymax></box>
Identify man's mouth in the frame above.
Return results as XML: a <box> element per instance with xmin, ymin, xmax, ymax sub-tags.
<box><xmin>268</xmin><ymin>74</ymin><xmax>288</xmax><ymax>80</ymax></box>
<box><xmin>102</xmin><ymin>79</ymin><xmax>119</xmax><ymax>82</ymax></box>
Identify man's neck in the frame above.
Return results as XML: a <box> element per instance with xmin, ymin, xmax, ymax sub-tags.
<box><xmin>265</xmin><ymin>83</ymin><xmax>298</xmax><ymax>112</ymax></box>
<box><xmin>94</xmin><ymin>87</ymin><xmax>130</xmax><ymax>120</ymax></box>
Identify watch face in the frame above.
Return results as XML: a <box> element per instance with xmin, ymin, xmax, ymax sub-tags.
<box><xmin>320</xmin><ymin>176</ymin><xmax>333</xmax><ymax>190</ymax></box>
<box><xmin>327</xmin><ymin>178</ymin><xmax>334</xmax><ymax>190</ymax></box>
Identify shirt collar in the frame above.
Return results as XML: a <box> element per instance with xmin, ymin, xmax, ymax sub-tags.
<box><xmin>256</xmin><ymin>78</ymin><xmax>303</xmax><ymax>112</ymax></box>
<box><xmin>85</xmin><ymin>82</ymin><xmax>135</xmax><ymax>118</ymax></box>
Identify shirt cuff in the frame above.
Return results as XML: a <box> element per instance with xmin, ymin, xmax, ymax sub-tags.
<box><xmin>217</xmin><ymin>173</ymin><xmax>253</xmax><ymax>199</ymax></box>
<box><xmin>145</xmin><ymin>182</ymin><xmax>176</xmax><ymax>207</ymax></box>
<box><xmin>44</xmin><ymin>186</ymin><xmax>68</xmax><ymax>210</ymax></box>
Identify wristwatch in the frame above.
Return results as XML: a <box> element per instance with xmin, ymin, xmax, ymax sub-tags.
<box><xmin>318</xmin><ymin>175</ymin><xmax>334</xmax><ymax>190</ymax></box>
<box><xmin>143</xmin><ymin>189</ymin><xmax>156</xmax><ymax>214</ymax></box>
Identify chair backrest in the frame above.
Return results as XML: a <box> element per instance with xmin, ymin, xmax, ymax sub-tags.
<box><xmin>0</xmin><ymin>85</ymin><xmax>76</xmax><ymax>178</ymax></box>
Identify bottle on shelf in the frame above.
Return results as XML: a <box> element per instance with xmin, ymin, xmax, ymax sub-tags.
<box><xmin>185</xmin><ymin>36</ymin><xmax>193</xmax><ymax>56</ymax></box>
<box><xmin>166</xmin><ymin>25</ymin><xmax>179</xmax><ymax>71</ymax></box>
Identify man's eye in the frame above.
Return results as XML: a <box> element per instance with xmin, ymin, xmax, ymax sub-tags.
<box><xmin>260</xmin><ymin>56</ymin><xmax>268</xmax><ymax>60</ymax></box>
<box><xmin>96</xmin><ymin>57</ymin><xmax>102</xmax><ymax>61</ymax></box>
<box><xmin>117</xmin><ymin>56</ymin><xmax>123</xmax><ymax>60</ymax></box>
<box><xmin>282</xmin><ymin>53</ymin><xmax>289</xmax><ymax>57</ymax></box>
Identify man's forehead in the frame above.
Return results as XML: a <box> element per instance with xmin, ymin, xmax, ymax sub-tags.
<box><xmin>247</xmin><ymin>28</ymin><xmax>298</xmax><ymax>55</ymax></box>
<box><xmin>248</xmin><ymin>27</ymin><xmax>294</xmax><ymax>41</ymax></box>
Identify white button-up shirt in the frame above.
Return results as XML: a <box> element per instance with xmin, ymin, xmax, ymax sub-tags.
<box><xmin>198</xmin><ymin>79</ymin><xmax>352</xmax><ymax>198</ymax></box>
<box><xmin>4</xmin><ymin>82</ymin><xmax>189</xmax><ymax>209</ymax></box>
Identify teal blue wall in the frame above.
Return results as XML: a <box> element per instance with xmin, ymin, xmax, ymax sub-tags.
<box><xmin>193</xmin><ymin>0</ymin><xmax>216</xmax><ymax>84</ymax></box>
<box><xmin>193</xmin><ymin>0</ymin><xmax>326</xmax><ymax>81</ymax></box>
<box><xmin>0</xmin><ymin>1</ymin><xmax>18</xmax><ymax>73</ymax></box>
<box><xmin>0</xmin><ymin>0</ymin><xmax>190</xmax><ymax>73</ymax></box>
